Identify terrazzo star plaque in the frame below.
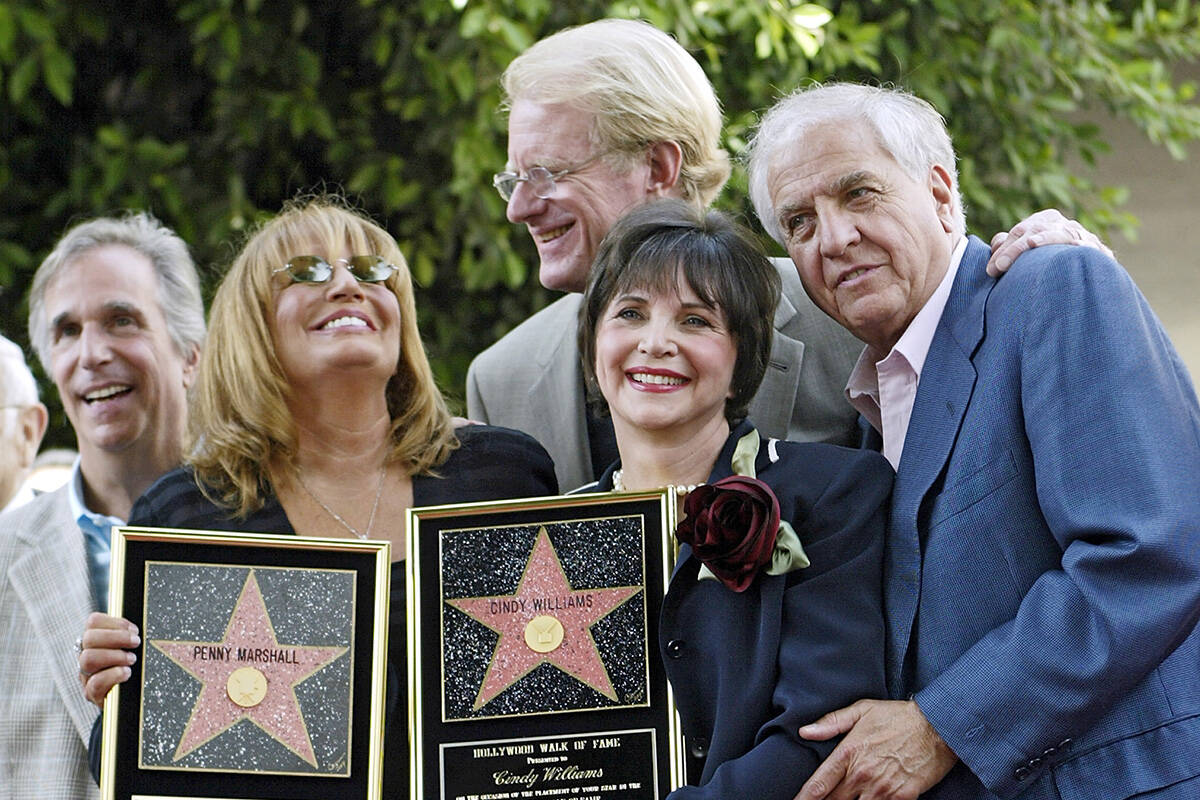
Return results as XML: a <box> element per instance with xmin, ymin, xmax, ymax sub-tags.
<box><xmin>139</xmin><ymin>563</ymin><xmax>355</xmax><ymax>775</ymax></box>
<box><xmin>447</xmin><ymin>527</ymin><xmax>641</xmax><ymax>711</ymax></box>
<box><xmin>440</xmin><ymin>520</ymin><xmax>649</xmax><ymax>720</ymax></box>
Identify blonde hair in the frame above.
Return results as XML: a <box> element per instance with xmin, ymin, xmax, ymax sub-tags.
<box><xmin>502</xmin><ymin>19</ymin><xmax>730</xmax><ymax>209</ymax></box>
<box><xmin>188</xmin><ymin>197</ymin><xmax>456</xmax><ymax>516</ymax></box>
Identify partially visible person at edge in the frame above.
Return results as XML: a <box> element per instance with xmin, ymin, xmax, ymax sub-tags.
<box><xmin>467</xmin><ymin>17</ymin><xmax>1112</xmax><ymax>491</ymax></box>
<box><xmin>574</xmin><ymin>199</ymin><xmax>893</xmax><ymax>798</ymax></box>
<box><xmin>77</xmin><ymin>197</ymin><xmax>558</xmax><ymax>798</ymax></box>
<box><xmin>744</xmin><ymin>82</ymin><xmax>1200</xmax><ymax>800</ymax></box>
<box><xmin>0</xmin><ymin>333</ymin><xmax>49</xmax><ymax>513</ymax></box>
<box><xmin>0</xmin><ymin>213</ymin><xmax>203</xmax><ymax>800</ymax></box>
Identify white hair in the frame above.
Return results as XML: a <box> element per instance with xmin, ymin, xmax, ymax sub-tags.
<box><xmin>746</xmin><ymin>82</ymin><xmax>964</xmax><ymax>242</ymax></box>
<box><xmin>0</xmin><ymin>335</ymin><xmax>39</xmax><ymax>407</ymax></box>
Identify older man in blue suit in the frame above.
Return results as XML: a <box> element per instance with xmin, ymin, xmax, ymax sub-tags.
<box><xmin>747</xmin><ymin>83</ymin><xmax>1200</xmax><ymax>800</ymax></box>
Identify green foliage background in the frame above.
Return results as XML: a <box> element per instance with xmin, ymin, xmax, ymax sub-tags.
<box><xmin>2</xmin><ymin>0</ymin><xmax>1199</xmax><ymax>449</ymax></box>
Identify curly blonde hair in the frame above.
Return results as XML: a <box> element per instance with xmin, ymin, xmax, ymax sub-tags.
<box><xmin>187</xmin><ymin>196</ymin><xmax>456</xmax><ymax>516</ymax></box>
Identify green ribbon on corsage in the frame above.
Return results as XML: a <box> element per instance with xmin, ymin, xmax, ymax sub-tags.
<box><xmin>694</xmin><ymin>429</ymin><xmax>809</xmax><ymax>585</ymax></box>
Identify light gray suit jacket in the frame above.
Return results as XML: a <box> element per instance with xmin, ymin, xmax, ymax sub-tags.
<box><xmin>0</xmin><ymin>486</ymin><xmax>100</xmax><ymax>800</ymax></box>
<box><xmin>466</xmin><ymin>258</ymin><xmax>863</xmax><ymax>490</ymax></box>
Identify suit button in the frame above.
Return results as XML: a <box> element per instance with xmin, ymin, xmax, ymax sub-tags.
<box><xmin>1027</xmin><ymin>757</ymin><xmax>1042</xmax><ymax>770</ymax></box>
<box><xmin>1058</xmin><ymin>738</ymin><xmax>1073</xmax><ymax>750</ymax></box>
<box><xmin>689</xmin><ymin>737</ymin><xmax>708</xmax><ymax>758</ymax></box>
<box><xmin>665</xmin><ymin>640</ymin><xmax>685</xmax><ymax>659</ymax></box>
<box><xmin>1042</xmin><ymin>746</ymin><xmax>1058</xmax><ymax>758</ymax></box>
<box><xmin>1014</xmin><ymin>766</ymin><xmax>1031</xmax><ymax>781</ymax></box>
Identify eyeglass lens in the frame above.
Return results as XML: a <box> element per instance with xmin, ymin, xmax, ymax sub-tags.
<box><xmin>494</xmin><ymin>166</ymin><xmax>558</xmax><ymax>202</ymax></box>
<box><xmin>280</xmin><ymin>255</ymin><xmax>395</xmax><ymax>283</ymax></box>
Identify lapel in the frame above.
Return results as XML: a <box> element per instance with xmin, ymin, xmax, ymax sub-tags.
<box><xmin>8</xmin><ymin>486</ymin><xmax>101</xmax><ymax>742</ymax></box>
<box><xmin>525</xmin><ymin>295</ymin><xmax>593</xmax><ymax>489</ymax></box>
<box><xmin>750</xmin><ymin>275</ymin><xmax>805</xmax><ymax>438</ymax></box>
<box><xmin>884</xmin><ymin>237</ymin><xmax>994</xmax><ymax>697</ymax></box>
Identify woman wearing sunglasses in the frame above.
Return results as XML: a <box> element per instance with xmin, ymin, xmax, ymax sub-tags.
<box><xmin>576</xmin><ymin>199</ymin><xmax>892</xmax><ymax>798</ymax></box>
<box><xmin>77</xmin><ymin>196</ymin><xmax>558</xmax><ymax>796</ymax></box>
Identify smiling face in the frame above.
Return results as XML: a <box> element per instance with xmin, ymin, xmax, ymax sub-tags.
<box><xmin>505</xmin><ymin>99</ymin><xmax>658</xmax><ymax>293</ymax></box>
<box><xmin>43</xmin><ymin>245</ymin><xmax>196</xmax><ymax>468</ymax></box>
<box><xmin>269</xmin><ymin>245</ymin><xmax>402</xmax><ymax>397</ymax></box>
<box><xmin>767</xmin><ymin>119</ymin><xmax>957</xmax><ymax>352</ymax></box>
<box><xmin>594</xmin><ymin>276</ymin><xmax>737</xmax><ymax>442</ymax></box>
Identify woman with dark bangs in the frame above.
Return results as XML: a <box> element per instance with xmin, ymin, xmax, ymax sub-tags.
<box><xmin>577</xmin><ymin>199</ymin><xmax>892</xmax><ymax>799</ymax></box>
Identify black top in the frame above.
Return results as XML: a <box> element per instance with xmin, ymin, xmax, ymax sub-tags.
<box><xmin>127</xmin><ymin>423</ymin><xmax>558</xmax><ymax>530</ymax></box>
<box><xmin>91</xmin><ymin>424</ymin><xmax>557</xmax><ymax>798</ymax></box>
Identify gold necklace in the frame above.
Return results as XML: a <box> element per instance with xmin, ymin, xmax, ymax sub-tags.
<box><xmin>296</xmin><ymin>466</ymin><xmax>387</xmax><ymax>540</ymax></box>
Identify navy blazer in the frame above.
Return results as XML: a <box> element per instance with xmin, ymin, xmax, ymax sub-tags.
<box><xmin>889</xmin><ymin>238</ymin><xmax>1200</xmax><ymax>799</ymax></box>
<box><xmin>596</xmin><ymin>420</ymin><xmax>893</xmax><ymax>799</ymax></box>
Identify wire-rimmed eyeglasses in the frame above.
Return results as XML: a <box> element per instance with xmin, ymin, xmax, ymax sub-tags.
<box><xmin>492</xmin><ymin>152</ymin><xmax>610</xmax><ymax>202</ymax></box>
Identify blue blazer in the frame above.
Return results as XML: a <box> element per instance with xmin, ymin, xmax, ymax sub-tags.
<box><xmin>596</xmin><ymin>420</ymin><xmax>893</xmax><ymax>799</ymax></box>
<box><xmin>888</xmin><ymin>238</ymin><xmax>1200</xmax><ymax>799</ymax></box>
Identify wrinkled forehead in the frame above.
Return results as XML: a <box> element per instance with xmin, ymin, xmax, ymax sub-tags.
<box><xmin>46</xmin><ymin>245</ymin><xmax>161</xmax><ymax>312</ymax></box>
<box><xmin>505</xmin><ymin>98</ymin><xmax>606</xmax><ymax>167</ymax></box>
<box><xmin>767</xmin><ymin>121</ymin><xmax>898</xmax><ymax>205</ymax></box>
<box><xmin>774</xmin><ymin>115</ymin><xmax>889</xmax><ymax>170</ymax></box>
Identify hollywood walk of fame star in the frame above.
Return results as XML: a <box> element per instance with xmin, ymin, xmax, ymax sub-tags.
<box><xmin>446</xmin><ymin>527</ymin><xmax>642</xmax><ymax>710</ymax></box>
<box><xmin>150</xmin><ymin>569</ymin><xmax>348</xmax><ymax>767</ymax></box>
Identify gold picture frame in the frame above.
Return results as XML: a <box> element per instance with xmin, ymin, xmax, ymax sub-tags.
<box><xmin>407</xmin><ymin>490</ymin><xmax>685</xmax><ymax>800</ymax></box>
<box><xmin>100</xmin><ymin>526</ymin><xmax>391</xmax><ymax>800</ymax></box>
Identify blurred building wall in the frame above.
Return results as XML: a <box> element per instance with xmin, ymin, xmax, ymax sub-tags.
<box><xmin>1086</xmin><ymin>62</ymin><xmax>1200</xmax><ymax>380</ymax></box>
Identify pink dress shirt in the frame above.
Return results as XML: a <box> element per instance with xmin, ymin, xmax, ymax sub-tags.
<box><xmin>846</xmin><ymin>237</ymin><xmax>967</xmax><ymax>469</ymax></box>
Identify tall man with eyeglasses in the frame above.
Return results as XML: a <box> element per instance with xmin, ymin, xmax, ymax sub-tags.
<box><xmin>467</xmin><ymin>18</ymin><xmax>1110</xmax><ymax>491</ymax></box>
<box><xmin>0</xmin><ymin>213</ymin><xmax>203</xmax><ymax>799</ymax></box>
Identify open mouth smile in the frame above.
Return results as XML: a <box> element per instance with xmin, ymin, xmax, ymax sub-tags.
<box><xmin>320</xmin><ymin>315</ymin><xmax>370</xmax><ymax>330</ymax></box>
<box><xmin>538</xmin><ymin>223</ymin><xmax>573</xmax><ymax>243</ymax></box>
<box><xmin>84</xmin><ymin>385</ymin><xmax>132</xmax><ymax>403</ymax></box>
<box><xmin>627</xmin><ymin>370</ymin><xmax>689</xmax><ymax>389</ymax></box>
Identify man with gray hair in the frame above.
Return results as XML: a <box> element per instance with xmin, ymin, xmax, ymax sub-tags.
<box><xmin>468</xmin><ymin>18</ymin><xmax>1108</xmax><ymax>491</ymax></box>
<box><xmin>0</xmin><ymin>212</ymin><xmax>204</xmax><ymax>799</ymax></box>
<box><xmin>746</xmin><ymin>82</ymin><xmax>1200</xmax><ymax>800</ymax></box>
<box><xmin>0</xmin><ymin>334</ymin><xmax>49</xmax><ymax>513</ymax></box>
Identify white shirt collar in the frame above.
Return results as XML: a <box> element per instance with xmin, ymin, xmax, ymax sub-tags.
<box><xmin>67</xmin><ymin>456</ymin><xmax>125</xmax><ymax>527</ymax></box>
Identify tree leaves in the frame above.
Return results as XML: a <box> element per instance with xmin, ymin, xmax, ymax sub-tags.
<box><xmin>1</xmin><ymin>0</ymin><xmax>1198</xmax><ymax>449</ymax></box>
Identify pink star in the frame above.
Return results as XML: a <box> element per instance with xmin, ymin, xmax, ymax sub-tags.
<box><xmin>447</xmin><ymin>527</ymin><xmax>641</xmax><ymax>710</ymax></box>
<box><xmin>150</xmin><ymin>570</ymin><xmax>347</xmax><ymax>767</ymax></box>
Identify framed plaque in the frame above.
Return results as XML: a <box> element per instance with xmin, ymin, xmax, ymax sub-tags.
<box><xmin>407</xmin><ymin>490</ymin><xmax>685</xmax><ymax>800</ymax></box>
<box><xmin>100</xmin><ymin>527</ymin><xmax>391</xmax><ymax>800</ymax></box>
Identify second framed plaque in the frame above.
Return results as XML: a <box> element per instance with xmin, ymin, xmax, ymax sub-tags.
<box><xmin>407</xmin><ymin>490</ymin><xmax>684</xmax><ymax>800</ymax></box>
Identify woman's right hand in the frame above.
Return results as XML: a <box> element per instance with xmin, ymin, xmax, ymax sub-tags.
<box><xmin>78</xmin><ymin>612</ymin><xmax>140</xmax><ymax>708</ymax></box>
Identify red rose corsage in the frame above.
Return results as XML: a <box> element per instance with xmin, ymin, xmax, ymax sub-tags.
<box><xmin>676</xmin><ymin>475</ymin><xmax>784</xmax><ymax>592</ymax></box>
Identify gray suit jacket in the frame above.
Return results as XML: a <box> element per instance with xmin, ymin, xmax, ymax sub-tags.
<box><xmin>466</xmin><ymin>257</ymin><xmax>863</xmax><ymax>490</ymax></box>
<box><xmin>0</xmin><ymin>486</ymin><xmax>100</xmax><ymax>800</ymax></box>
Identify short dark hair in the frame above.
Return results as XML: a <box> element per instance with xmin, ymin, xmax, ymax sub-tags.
<box><xmin>578</xmin><ymin>199</ymin><xmax>781</xmax><ymax>425</ymax></box>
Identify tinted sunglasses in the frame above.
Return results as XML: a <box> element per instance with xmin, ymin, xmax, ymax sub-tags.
<box><xmin>272</xmin><ymin>255</ymin><xmax>398</xmax><ymax>284</ymax></box>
